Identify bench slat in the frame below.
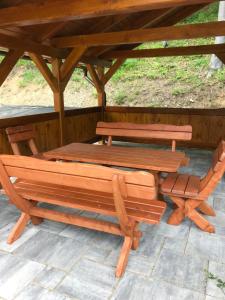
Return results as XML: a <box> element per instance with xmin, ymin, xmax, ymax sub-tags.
<box><xmin>15</xmin><ymin>184</ymin><xmax>166</xmax><ymax>224</ymax></box>
<box><xmin>172</xmin><ymin>174</ymin><xmax>189</xmax><ymax>194</ymax></box>
<box><xmin>185</xmin><ymin>176</ymin><xmax>200</xmax><ymax>197</ymax></box>
<box><xmin>160</xmin><ymin>173</ymin><xmax>178</xmax><ymax>193</ymax></box>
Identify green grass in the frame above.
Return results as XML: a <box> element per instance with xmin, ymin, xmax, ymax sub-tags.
<box><xmin>2</xmin><ymin>3</ymin><xmax>221</xmax><ymax>92</ymax></box>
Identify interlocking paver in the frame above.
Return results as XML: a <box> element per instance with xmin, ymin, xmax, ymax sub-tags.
<box><xmin>14</xmin><ymin>230</ymin><xmax>87</xmax><ymax>271</ymax></box>
<box><xmin>34</xmin><ymin>266</ymin><xmax>66</xmax><ymax>290</ymax></box>
<box><xmin>0</xmin><ymin>223</ymin><xmax>39</xmax><ymax>253</ymax></box>
<box><xmin>185</xmin><ymin>227</ymin><xmax>225</xmax><ymax>263</ymax></box>
<box><xmin>153</xmin><ymin>248</ymin><xmax>208</xmax><ymax>293</ymax></box>
<box><xmin>112</xmin><ymin>273</ymin><xmax>205</xmax><ymax>300</ymax></box>
<box><xmin>14</xmin><ymin>284</ymin><xmax>72</xmax><ymax>300</ymax></box>
<box><xmin>0</xmin><ymin>252</ymin><xmax>44</xmax><ymax>300</ymax></box>
<box><xmin>57</xmin><ymin>259</ymin><xmax>118</xmax><ymax>300</ymax></box>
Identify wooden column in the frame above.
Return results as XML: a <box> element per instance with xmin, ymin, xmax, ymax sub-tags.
<box><xmin>52</xmin><ymin>58</ymin><xmax>65</xmax><ymax>146</ymax></box>
<box><xmin>97</xmin><ymin>66</ymin><xmax>106</xmax><ymax>120</ymax></box>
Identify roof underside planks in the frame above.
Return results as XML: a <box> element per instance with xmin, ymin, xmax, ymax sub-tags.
<box><xmin>0</xmin><ymin>0</ymin><xmax>221</xmax><ymax>66</ymax></box>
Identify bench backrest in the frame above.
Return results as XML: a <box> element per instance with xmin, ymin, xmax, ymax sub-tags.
<box><xmin>6</xmin><ymin>124</ymin><xmax>39</xmax><ymax>156</ymax></box>
<box><xmin>200</xmin><ymin>140</ymin><xmax>225</xmax><ymax>197</ymax></box>
<box><xmin>0</xmin><ymin>155</ymin><xmax>157</xmax><ymax>202</ymax></box>
<box><xmin>96</xmin><ymin>122</ymin><xmax>192</xmax><ymax>151</ymax></box>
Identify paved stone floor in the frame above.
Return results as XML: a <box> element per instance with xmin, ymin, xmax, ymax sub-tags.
<box><xmin>0</xmin><ymin>146</ymin><xmax>224</xmax><ymax>300</ymax></box>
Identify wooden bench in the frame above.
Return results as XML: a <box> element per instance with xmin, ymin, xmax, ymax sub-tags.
<box><xmin>0</xmin><ymin>155</ymin><xmax>166</xmax><ymax>277</ymax></box>
<box><xmin>6</xmin><ymin>124</ymin><xmax>41</xmax><ymax>157</ymax></box>
<box><xmin>96</xmin><ymin>122</ymin><xmax>192</xmax><ymax>152</ymax></box>
<box><xmin>161</xmin><ymin>140</ymin><xmax>225</xmax><ymax>233</ymax></box>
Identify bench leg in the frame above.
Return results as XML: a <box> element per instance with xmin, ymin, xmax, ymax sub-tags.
<box><xmin>116</xmin><ymin>236</ymin><xmax>132</xmax><ymax>278</ymax></box>
<box><xmin>131</xmin><ymin>222</ymin><xmax>142</xmax><ymax>250</ymax></box>
<box><xmin>167</xmin><ymin>196</ymin><xmax>185</xmax><ymax>226</ymax></box>
<box><xmin>198</xmin><ymin>202</ymin><xmax>216</xmax><ymax>216</ymax></box>
<box><xmin>7</xmin><ymin>213</ymin><xmax>30</xmax><ymax>244</ymax></box>
<box><xmin>29</xmin><ymin>201</ymin><xmax>44</xmax><ymax>225</ymax></box>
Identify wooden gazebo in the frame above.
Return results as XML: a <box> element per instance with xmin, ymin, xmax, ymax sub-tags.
<box><xmin>0</xmin><ymin>0</ymin><xmax>225</xmax><ymax>152</ymax></box>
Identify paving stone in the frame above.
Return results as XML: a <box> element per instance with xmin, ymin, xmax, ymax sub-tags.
<box><xmin>103</xmin><ymin>246</ymin><xmax>154</xmax><ymax>275</ymax></box>
<box><xmin>34</xmin><ymin>266</ymin><xmax>66</xmax><ymax>290</ymax></box>
<box><xmin>186</xmin><ymin>227</ymin><xmax>225</xmax><ymax>263</ymax></box>
<box><xmin>205</xmin><ymin>296</ymin><xmax>224</xmax><ymax>300</ymax></box>
<box><xmin>57</xmin><ymin>259</ymin><xmax>117</xmax><ymax>300</ymax></box>
<box><xmin>0</xmin><ymin>199</ymin><xmax>19</xmax><ymax>230</ymax></box>
<box><xmin>59</xmin><ymin>225</ymin><xmax>100</xmax><ymax>242</ymax></box>
<box><xmin>151</xmin><ymin>220</ymin><xmax>190</xmax><ymax>239</ymax></box>
<box><xmin>37</xmin><ymin>220</ymin><xmax>68</xmax><ymax>235</ymax></box>
<box><xmin>14</xmin><ymin>230</ymin><xmax>87</xmax><ymax>271</ymax></box>
<box><xmin>214</xmin><ymin>197</ymin><xmax>225</xmax><ymax>214</ymax></box>
<box><xmin>0</xmin><ymin>223</ymin><xmax>39</xmax><ymax>253</ymax></box>
<box><xmin>206</xmin><ymin>210</ymin><xmax>225</xmax><ymax>228</ymax></box>
<box><xmin>135</xmin><ymin>231</ymin><xmax>165</xmax><ymax>258</ymax></box>
<box><xmin>0</xmin><ymin>252</ymin><xmax>44</xmax><ymax>300</ymax></box>
<box><xmin>153</xmin><ymin>248</ymin><xmax>208</xmax><ymax>293</ymax></box>
<box><xmin>14</xmin><ymin>284</ymin><xmax>71</xmax><ymax>300</ymax></box>
<box><xmin>163</xmin><ymin>236</ymin><xmax>188</xmax><ymax>254</ymax></box>
<box><xmin>206</xmin><ymin>261</ymin><xmax>225</xmax><ymax>299</ymax></box>
<box><xmin>84</xmin><ymin>245</ymin><xmax>112</xmax><ymax>263</ymax></box>
<box><xmin>112</xmin><ymin>273</ymin><xmax>205</xmax><ymax>300</ymax></box>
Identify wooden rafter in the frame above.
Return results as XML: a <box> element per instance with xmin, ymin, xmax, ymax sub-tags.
<box><xmin>29</xmin><ymin>53</ymin><xmax>58</xmax><ymax>92</ymax></box>
<box><xmin>0</xmin><ymin>0</ymin><xmax>215</xmax><ymax>27</ymax></box>
<box><xmin>0</xmin><ymin>32</ymin><xmax>65</xmax><ymax>58</ymax></box>
<box><xmin>103</xmin><ymin>43</ymin><xmax>225</xmax><ymax>59</ymax></box>
<box><xmin>87</xmin><ymin>64</ymin><xmax>103</xmax><ymax>93</ymax></box>
<box><xmin>0</xmin><ymin>49</ymin><xmax>23</xmax><ymax>86</ymax></box>
<box><xmin>102</xmin><ymin>59</ymin><xmax>126</xmax><ymax>85</ymax></box>
<box><xmin>52</xmin><ymin>20</ymin><xmax>225</xmax><ymax>48</ymax></box>
<box><xmin>60</xmin><ymin>46</ymin><xmax>87</xmax><ymax>81</ymax></box>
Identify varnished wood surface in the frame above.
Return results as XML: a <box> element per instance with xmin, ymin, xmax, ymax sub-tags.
<box><xmin>161</xmin><ymin>140</ymin><xmax>225</xmax><ymax>233</ymax></box>
<box><xmin>44</xmin><ymin>142</ymin><xmax>187</xmax><ymax>172</ymax></box>
<box><xmin>0</xmin><ymin>154</ymin><xmax>166</xmax><ymax>276</ymax></box>
<box><xmin>0</xmin><ymin>108</ymin><xmax>101</xmax><ymax>155</ymax></box>
<box><xmin>105</xmin><ymin>106</ymin><xmax>225</xmax><ymax>149</ymax></box>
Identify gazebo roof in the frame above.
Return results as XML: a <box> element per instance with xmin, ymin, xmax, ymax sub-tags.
<box><xmin>0</xmin><ymin>0</ymin><xmax>220</xmax><ymax>65</ymax></box>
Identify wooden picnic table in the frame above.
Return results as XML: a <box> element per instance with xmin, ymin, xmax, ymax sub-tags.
<box><xmin>43</xmin><ymin>143</ymin><xmax>188</xmax><ymax>173</ymax></box>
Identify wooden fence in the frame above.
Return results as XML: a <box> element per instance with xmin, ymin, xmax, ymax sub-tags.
<box><xmin>104</xmin><ymin>106</ymin><xmax>225</xmax><ymax>149</ymax></box>
<box><xmin>0</xmin><ymin>107</ymin><xmax>101</xmax><ymax>154</ymax></box>
<box><xmin>0</xmin><ymin>105</ymin><xmax>224</xmax><ymax>153</ymax></box>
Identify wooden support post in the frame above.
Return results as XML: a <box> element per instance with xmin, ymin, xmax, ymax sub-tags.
<box><xmin>52</xmin><ymin>58</ymin><xmax>65</xmax><ymax>146</ymax></box>
<box><xmin>87</xmin><ymin>65</ymin><xmax>106</xmax><ymax>120</ymax></box>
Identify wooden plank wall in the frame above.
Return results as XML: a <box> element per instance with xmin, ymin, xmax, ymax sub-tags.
<box><xmin>0</xmin><ymin>107</ymin><xmax>101</xmax><ymax>154</ymax></box>
<box><xmin>105</xmin><ymin>106</ymin><xmax>225</xmax><ymax>149</ymax></box>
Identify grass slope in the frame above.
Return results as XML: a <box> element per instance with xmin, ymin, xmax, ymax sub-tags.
<box><xmin>1</xmin><ymin>3</ymin><xmax>225</xmax><ymax>108</ymax></box>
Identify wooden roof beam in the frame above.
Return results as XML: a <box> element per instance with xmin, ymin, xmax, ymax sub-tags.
<box><xmin>0</xmin><ymin>49</ymin><xmax>23</xmax><ymax>86</ymax></box>
<box><xmin>0</xmin><ymin>0</ymin><xmax>215</xmax><ymax>27</ymax></box>
<box><xmin>0</xmin><ymin>32</ymin><xmax>66</xmax><ymax>58</ymax></box>
<box><xmin>52</xmin><ymin>20</ymin><xmax>225</xmax><ymax>48</ymax></box>
<box><xmin>103</xmin><ymin>43</ymin><xmax>225</xmax><ymax>59</ymax></box>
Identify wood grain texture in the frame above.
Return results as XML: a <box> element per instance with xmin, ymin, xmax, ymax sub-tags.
<box><xmin>43</xmin><ymin>142</ymin><xmax>187</xmax><ymax>173</ymax></box>
<box><xmin>161</xmin><ymin>140</ymin><xmax>225</xmax><ymax>233</ymax></box>
<box><xmin>0</xmin><ymin>153</ymin><xmax>166</xmax><ymax>276</ymax></box>
<box><xmin>104</xmin><ymin>107</ymin><xmax>225</xmax><ymax>149</ymax></box>
<box><xmin>0</xmin><ymin>108</ymin><xmax>101</xmax><ymax>155</ymax></box>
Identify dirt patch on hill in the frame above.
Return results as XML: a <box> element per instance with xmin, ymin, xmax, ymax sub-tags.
<box><xmin>0</xmin><ymin>67</ymin><xmax>225</xmax><ymax>109</ymax></box>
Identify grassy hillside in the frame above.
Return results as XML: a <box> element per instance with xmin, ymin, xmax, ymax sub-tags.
<box><xmin>1</xmin><ymin>3</ymin><xmax>225</xmax><ymax>109</ymax></box>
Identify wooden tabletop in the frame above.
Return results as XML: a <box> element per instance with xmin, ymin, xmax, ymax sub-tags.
<box><xmin>44</xmin><ymin>143</ymin><xmax>188</xmax><ymax>173</ymax></box>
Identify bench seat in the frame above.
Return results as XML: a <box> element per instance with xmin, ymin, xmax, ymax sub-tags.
<box><xmin>14</xmin><ymin>180</ymin><xmax>166</xmax><ymax>224</ymax></box>
<box><xmin>161</xmin><ymin>173</ymin><xmax>201</xmax><ymax>198</ymax></box>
